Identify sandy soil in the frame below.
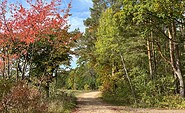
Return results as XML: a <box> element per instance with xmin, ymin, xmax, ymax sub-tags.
<box><xmin>72</xmin><ymin>91</ymin><xmax>185</xmax><ymax>113</ymax></box>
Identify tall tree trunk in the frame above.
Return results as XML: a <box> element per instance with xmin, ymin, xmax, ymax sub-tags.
<box><xmin>147</xmin><ymin>37</ymin><xmax>153</xmax><ymax>79</ymax></box>
<box><xmin>16</xmin><ymin>62</ymin><xmax>19</xmax><ymax>82</ymax></box>
<box><xmin>152</xmin><ymin>33</ymin><xmax>156</xmax><ymax>75</ymax></box>
<box><xmin>168</xmin><ymin>22</ymin><xmax>184</xmax><ymax>97</ymax></box>
<box><xmin>46</xmin><ymin>81</ymin><xmax>50</xmax><ymax>98</ymax></box>
<box><xmin>119</xmin><ymin>53</ymin><xmax>136</xmax><ymax>103</ymax></box>
<box><xmin>2</xmin><ymin>56</ymin><xmax>5</xmax><ymax>79</ymax></box>
<box><xmin>22</xmin><ymin>57</ymin><xmax>28</xmax><ymax>80</ymax></box>
<box><xmin>7</xmin><ymin>53</ymin><xmax>10</xmax><ymax>77</ymax></box>
<box><xmin>168</xmin><ymin>26</ymin><xmax>178</xmax><ymax>92</ymax></box>
<box><xmin>175</xmin><ymin>44</ymin><xmax>184</xmax><ymax>97</ymax></box>
<box><xmin>55</xmin><ymin>69</ymin><xmax>58</xmax><ymax>86</ymax></box>
<box><xmin>112</xmin><ymin>61</ymin><xmax>115</xmax><ymax>77</ymax></box>
<box><xmin>172</xmin><ymin>21</ymin><xmax>184</xmax><ymax>97</ymax></box>
<box><xmin>179</xmin><ymin>19</ymin><xmax>185</xmax><ymax>50</ymax></box>
<box><xmin>22</xmin><ymin>61</ymin><xmax>26</xmax><ymax>80</ymax></box>
<box><xmin>2</xmin><ymin>47</ymin><xmax>6</xmax><ymax>79</ymax></box>
<box><xmin>16</xmin><ymin>60</ymin><xmax>21</xmax><ymax>82</ymax></box>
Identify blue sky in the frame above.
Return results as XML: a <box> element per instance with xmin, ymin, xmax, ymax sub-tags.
<box><xmin>67</xmin><ymin>0</ymin><xmax>92</xmax><ymax>32</ymax></box>
<box><xmin>7</xmin><ymin>0</ymin><xmax>92</xmax><ymax>32</ymax></box>
<box><xmin>65</xmin><ymin>0</ymin><xmax>92</xmax><ymax>68</ymax></box>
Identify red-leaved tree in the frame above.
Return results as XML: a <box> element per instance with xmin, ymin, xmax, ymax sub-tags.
<box><xmin>0</xmin><ymin>0</ymin><xmax>74</xmax><ymax>79</ymax></box>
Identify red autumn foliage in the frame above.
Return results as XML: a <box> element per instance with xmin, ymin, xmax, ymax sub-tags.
<box><xmin>0</xmin><ymin>0</ymin><xmax>73</xmax><ymax>76</ymax></box>
<box><xmin>0</xmin><ymin>0</ymin><xmax>71</xmax><ymax>44</ymax></box>
<box><xmin>9</xmin><ymin>0</ymin><xmax>71</xmax><ymax>45</ymax></box>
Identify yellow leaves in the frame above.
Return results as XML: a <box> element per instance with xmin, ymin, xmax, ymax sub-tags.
<box><xmin>153</xmin><ymin>2</ymin><xmax>160</xmax><ymax>11</ymax></box>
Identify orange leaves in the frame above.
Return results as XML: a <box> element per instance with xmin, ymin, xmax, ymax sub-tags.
<box><xmin>7</xmin><ymin>0</ymin><xmax>70</xmax><ymax>44</ymax></box>
<box><xmin>0</xmin><ymin>59</ymin><xmax>3</xmax><ymax>68</ymax></box>
<box><xmin>0</xmin><ymin>21</ymin><xmax>2</xmax><ymax>27</ymax></box>
<box><xmin>19</xmin><ymin>5</ymin><xmax>25</xmax><ymax>14</ymax></box>
<box><xmin>25</xmin><ymin>36</ymin><xmax>35</xmax><ymax>44</ymax></box>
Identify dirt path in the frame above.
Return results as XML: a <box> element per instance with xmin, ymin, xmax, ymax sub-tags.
<box><xmin>72</xmin><ymin>91</ymin><xmax>185</xmax><ymax>113</ymax></box>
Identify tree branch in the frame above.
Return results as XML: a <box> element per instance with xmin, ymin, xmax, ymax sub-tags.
<box><xmin>156</xmin><ymin>41</ymin><xmax>172</xmax><ymax>65</ymax></box>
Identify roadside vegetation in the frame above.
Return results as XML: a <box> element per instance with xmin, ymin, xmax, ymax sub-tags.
<box><xmin>0</xmin><ymin>79</ymin><xmax>76</xmax><ymax>113</ymax></box>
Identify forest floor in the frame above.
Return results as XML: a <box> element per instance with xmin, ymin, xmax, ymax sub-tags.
<box><xmin>72</xmin><ymin>91</ymin><xmax>185</xmax><ymax>113</ymax></box>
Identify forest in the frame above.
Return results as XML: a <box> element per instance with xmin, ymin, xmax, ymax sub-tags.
<box><xmin>0</xmin><ymin>0</ymin><xmax>185</xmax><ymax>112</ymax></box>
<box><xmin>69</xmin><ymin>0</ymin><xmax>185</xmax><ymax>108</ymax></box>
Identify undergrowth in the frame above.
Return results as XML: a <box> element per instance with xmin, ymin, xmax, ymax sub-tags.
<box><xmin>0</xmin><ymin>80</ymin><xmax>76</xmax><ymax>113</ymax></box>
<box><xmin>102</xmin><ymin>89</ymin><xmax>185</xmax><ymax>109</ymax></box>
<box><xmin>48</xmin><ymin>90</ymin><xmax>76</xmax><ymax>113</ymax></box>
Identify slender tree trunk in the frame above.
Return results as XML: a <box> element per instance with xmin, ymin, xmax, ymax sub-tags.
<box><xmin>168</xmin><ymin>22</ymin><xmax>184</xmax><ymax>97</ymax></box>
<box><xmin>46</xmin><ymin>81</ymin><xmax>50</xmax><ymax>98</ymax></box>
<box><xmin>2</xmin><ymin>47</ymin><xmax>6</xmax><ymax>79</ymax></box>
<box><xmin>2</xmin><ymin>56</ymin><xmax>5</xmax><ymax>79</ymax></box>
<box><xmin>16</xmin><ymin>60</ymin><xmax>21</xmax><ymax>82</ymax></box>
<box><xmin>111</xmin><ymin>50</ymin><xmax>115</xmax><ymax>77</ymax></box>
<box><xmin>112</xmin><ymin>61</ymin><xmax>115</xmax><ymax>77</ymax></box>
<box><xmin>119</xmin><ymin>53</ymin><xmax>136</xmax><ymax>103</ymax></box>
<box><xmin>55</xmin><ymin>69</ymin><xmax>58</xmax><ymax>87</ymax></box>
<box><xmin>164</xmin><ymin>40</ymin><xmax>169</xmax><ymax>73</ymax></box>
<box><xmin>179</xmin><ymin>19</ymin><xmax>185</xmax><ymax>50</ymax></box>
<box><xmin>22</xmin><ymin>57</ymin><xmax>28</xmax><ymax>80</ymax></box>
<box><xmin>175</xmin><ymin>44</ymin><xmax>184</xmax><ymax>97</ymax></box>
<box><xmin>16</xmin><ymin>63</ymin><xmax>19</xmax><ymax>82</ymax></box>
<box><xmin>7</xmin><ymin>53</ymin><xmax>10</xmax><ymax>77</ymax></box>
<box><xmin>168</xmin><ymin>26</ymin><xmax>178</xmax><ymax>92</ymax></box>
<box><xmin>172</xmin><ymin>21</ymin><xmax>184</xmax><ymax>97</ymax></box>
<box><xmin>147</xmin><ymin>37</ymin><xmax>153</xmax><ymax>79</ymax></box>
<box><xmin>152</xmin><ymin>33</ymin><xmax>156</xmax><ymax>75</ymax></box>
<box><xmin>168</xmin><ymin>27</ymin><xmax>175</xmax><ymax>72</ymax></box>
<box><xmin>22</xmin><ymin>62</ymin><xmax>26</xmax><ymax>80</ymax></box>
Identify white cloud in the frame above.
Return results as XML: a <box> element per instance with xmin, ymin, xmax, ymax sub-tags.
<box><xmin>76</xmin><ymin>0</ymin><xmax>93</xmax><ymax>9</ymax></box>
<box><xmin>72</xmin><ymin>11</ymin><xmax>90</xmax><ymax>18</ymax></box>
<box><xmin>68</xmin><ymin>16</ymin><xmax>86</xmax><ymax>32</ymax></box>
<box><xmin>78</xmin><ymin>0</ymin><xmax>93</xmax><ymax>5</ymax></box>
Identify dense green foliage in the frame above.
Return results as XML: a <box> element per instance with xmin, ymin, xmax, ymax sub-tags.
<box><xmin>55</xmin><ymin>66</ymin><xmax>100</xmax><ymax>90</ymax></box>
<box><xmin>72</xmin><ymin>0</ymin><xmax>185</xmax><ymax>108</ymax></box>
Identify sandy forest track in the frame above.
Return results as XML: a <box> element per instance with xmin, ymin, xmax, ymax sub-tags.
<box><xmin>72</xmin><ymin>91</ymin><xmax>185</xmax><ymax>113</ymax></box>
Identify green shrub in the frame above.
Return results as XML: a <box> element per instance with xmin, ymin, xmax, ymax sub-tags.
<box><xmin>158</xmin><ymin>95</ymin><xmax>185</xmax><ymax>109</ymax></box>
<box><xmin>84</xmin><ymin>84</ymin><xmax>90</xmax><ymax>90</ymax></box>
<box><xmin>133</xmin><ymin>74</ymin><xmax>177</xmax><ymax>108</ymax></box>
<box><xmin>102</xmin><ymin>79</ymin><xmax>133</xmax><ymax>105</ymax></box>
<box><xmin>101</xmin><ymin>72</ymin><xmax>185</xmax><ymax>109</ymax></box>
<box><xmin>0</xmin><ymin>79</ymin><xmax>15</xmax><ymax>101</ymax></box>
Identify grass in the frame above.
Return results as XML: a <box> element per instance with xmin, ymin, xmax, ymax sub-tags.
<box><xmin>48</xmin><ymin>90</ymin><xmax>77</xmax><ymax>113</ymax></box>
<box><xmin>48</xmin><ymin>90</ymin><xmax>102</xmax><ymax>113</ymax></box>
<box><xmin>59</xmin><ymin>89</ymin><xmax>91</xmax><ymax>97</ymax></box>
